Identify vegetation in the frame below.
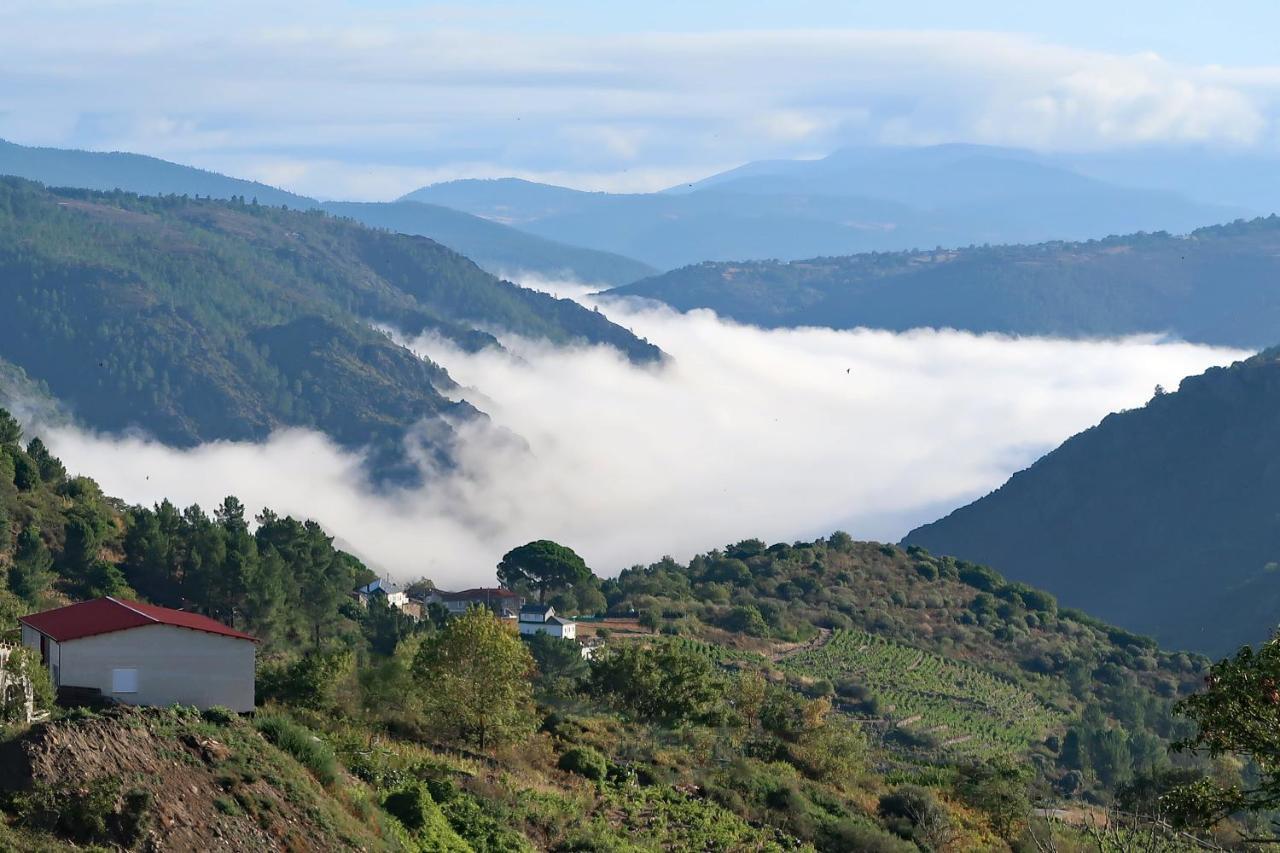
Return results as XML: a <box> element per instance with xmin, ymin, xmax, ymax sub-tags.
<box><xmin>412</xmin><ymin>608</ymin><xmax>537</xmax><ymax>750</ymax></box>
<box><xmin>497</xmin><ymin>540</ymin><xmax>595</xmax><ymax>606</ymax></box>
<box><xmin>0</xmin><ymin>178</ymin><xmax>660</xmax><ymax>481</ymax></box>
<box><xmin>0</xmin><ymin>425</ymin><xmax>1253</xmax><ymax>849</ymax></box>
<box><xmin>906</xmin><ymin>345</ymin><xmax>1280</xmax><ymax>655</ymax></box>
<box><xmin>610</xmin><ymin>216</ymin><xmax>1280</xmax><ymax>347</ymax></box>
<box><xmin>0</xmin><ymin>137</ymin><xmax>657</xmax><ymax>285</ymax></box>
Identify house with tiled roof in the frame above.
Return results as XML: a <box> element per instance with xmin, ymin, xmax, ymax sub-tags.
<box><xmin>427</xmin><ymin>587</ymin><xmax>524</xmax><ymax>618</ymax></box>
<box><xmin>19</xmin><ymin>597</ymin><xmax>257</xmax><ymax>712</ymax></box>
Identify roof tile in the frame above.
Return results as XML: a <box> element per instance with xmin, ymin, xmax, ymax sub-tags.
<box><xmin>19</xmin><ymin>597</ymin><xmax>257</xmax><ymax>643</ymax></box>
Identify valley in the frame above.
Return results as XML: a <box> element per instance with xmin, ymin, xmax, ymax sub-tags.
<box><xmin>6</xmin><ymin>8</ymin><xmax>1280</xmax><ymax>848</ymax></box>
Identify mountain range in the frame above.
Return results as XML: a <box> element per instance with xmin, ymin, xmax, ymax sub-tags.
<box><xmin>607</xmin><ymin>216</ymin><xmax>1280</xmax><ymax>348</ymax></box>
<box><xmin>904</xmin><ymin>347</ymin><xmax>1280</xmax><ymax>655</ymax></box>
<box><xmin>403</xmin><ymin>144</ymin><xmax>1250</xmax><ymax>269</ymax></box>
<box><xmin>0</xmin><ymin>139</ymin><xmax>654</xmax><ymax>286</ymax></box>
<box><xmin>0</xmin><ymin>177</ymin><xmax>659</xmax><ymax>480</ymax></box>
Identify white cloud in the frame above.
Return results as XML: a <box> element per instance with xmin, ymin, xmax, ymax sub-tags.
<box><xmin>34</xmin><ymin>286</ymin><xmax>1248</xmax><ymax>588</ymax></box>
<box><xmin>2</xmin><ymin>8</ymin><xmax>1279</xmax><ymax>196</ymax></box>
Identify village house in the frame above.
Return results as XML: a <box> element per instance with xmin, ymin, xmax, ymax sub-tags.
<box><xmin>427</xmin><ymin>587</ymin><xmax>523</xmax><ymax>618</ymax></box>
<box><xmin>518</xmin><ymin>603</ymin><xmax>577</xmax><ymax>640</ymax></box>
<box><xmin>353</xmin><ymin>577</ymin><xmax>410</xmax><ymax>609</ymax></box>
<box><xmin>19</xmin><ymin>597</ymin><xmax>257</xmax><ymax>713</ymax></box>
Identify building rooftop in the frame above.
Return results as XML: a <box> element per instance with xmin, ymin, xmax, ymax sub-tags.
<box><xmin>356</xmin><ymin>577</ymin><xmax>402</xmax><ymax>595</ymax></box>
<box><xmin>439</xmin><ymin>587</ymin><xmax>521</xmax><ymax>601</ymax></box>
<box><xmin>20</xmin><ymin>597</ymin><xmax>257</xmax><ymax>643</ymax></box>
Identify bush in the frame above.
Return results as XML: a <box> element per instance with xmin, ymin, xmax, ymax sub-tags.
<box><xmin>877</xmin><ymin>784</ymin><xmax>949</xmax><ymax>843</ymax></box>
<box><xmin>202</xmin><ymin>705</ymin><xmax>237</xmax><ymax>725</ymax></box>
<box><xmin>382</xmin><ymin>781</ymin><xmax>470</xmax><ymax>851</ymax></box>
<box><xmin>824</xmin><ymin>821</ymin><xmax>917</xmax><ymax>853</ymax></box>
<box><xmin>558</xmin><ymin>746</ymin><xmax>609</xmax><ymax>781</ymax></box>
<box><xmin>254</xmin><ymin>713</ymin><xmax>338</xmax><ymax>786</ymax></box>
<box><xmin>11</xmin><ymin>776</ymin><xmax>148</xmax><ymax>846</ymax></box>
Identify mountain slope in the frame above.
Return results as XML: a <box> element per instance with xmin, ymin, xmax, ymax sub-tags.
<box><xmin>321</xmin><ymin>200</ymin><xmax>655</xmax><ymax>285</ymax></box>
<box><xmin>0</xmin><ymin>178</ymin><xmax>659</xmax><ymax>477</ymax></box>
<box><xmin>0</xmin><ymin>138</ymin><xmax>312</xmax><ymax>207</ymax></box>
<box><xmin>608</xmin><ymin>216</ymin><xmax>1280</xmax><ymax>348</ymax></box>
<box><xmin>404</xmin><ymin>145</ymin><xmax>1243</xmax><ymax>269</ymax></box>
<box><xmin>0</xmin><ymin>139</ymin><xmax>652</xmax><ymax>284</ymax></box>
<box><xmin>903</xmin><ymin>348</ymin><xmax>1280</xmax><ymax>655</ymax></box>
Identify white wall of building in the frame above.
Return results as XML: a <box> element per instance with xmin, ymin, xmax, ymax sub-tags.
<box><xmin>25</xmin><ymin>624</ymin><xmax>255</xmax><ymax>713</ymax></box>
<box><xmin>518</xmin><ymin>621</ymin><xmax>576</xmax><ymax>640</ymax></box>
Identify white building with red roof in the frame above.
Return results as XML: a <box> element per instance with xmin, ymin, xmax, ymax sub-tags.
<box><xmin>19</xmin><ymin>597</ymin><xmax>258</xmax><ymax>713</ymax></box>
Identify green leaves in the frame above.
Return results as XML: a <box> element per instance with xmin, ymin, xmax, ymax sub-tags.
<box><xmin>1171</xmin><ymin>636</ymin><xmax>1280</xmax><ymax>825</ymax></box>
<box><xmin>412</xmin><ymin>608</ymin><xmax>536</xmax><ymax>750</ymax></box>
<box><xmin>497</xmin><ymin>540</ymin><xmax>593</xmax><ymax>605</ymax></box>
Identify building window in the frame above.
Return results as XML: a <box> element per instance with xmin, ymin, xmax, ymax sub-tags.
<box><xmin>111</xmin><ymin>668</ymin><xmax>138</xmax><ymax>694</ymax></box>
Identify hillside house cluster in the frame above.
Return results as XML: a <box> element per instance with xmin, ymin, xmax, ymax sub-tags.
<box><xmin>352</xmin><ymin>577</ymin><xmax>584</xmax><ymax>642</ymax></box>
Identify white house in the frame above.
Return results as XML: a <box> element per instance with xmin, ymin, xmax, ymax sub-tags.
<box><xmin>19</xmin><ymin>597</ymin><xmax>257</xmax><ymax>713</ymax></box>
<box><xmin>354</xmin><ymin>577</ymin><xmax>410</xmax><ymax>609</ymax></box>
<box><xmin>518</xmin><ymin>603</ymin><xmax>576</xmax><ymax>640</ymax></box>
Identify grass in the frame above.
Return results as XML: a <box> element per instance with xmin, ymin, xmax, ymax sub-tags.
<box><xmin>253</xmin><ymin>712</ymin><xmax>340</xmax><ymax>787</ymax></box>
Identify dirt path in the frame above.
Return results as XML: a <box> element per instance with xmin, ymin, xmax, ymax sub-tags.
<box><xmin>769</xmin><ymin>627</ymin><xmax>832</xmax><ymax>662</ymax></box>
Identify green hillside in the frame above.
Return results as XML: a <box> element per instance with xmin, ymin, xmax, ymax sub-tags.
<box><xmin>0</xmin><ymin>139</ymin><xmax>656</xmax><ymax>285</ymax></box>
<box><xmin>905</xmin><ymin>347</ymin><xmax>1280</xmax><ymax>655</ymax></box>
<box><xmin>609</xmin><ymin>216</ymin><xmax>1280</xmax><ymax>348</ymax></box>
<box><xmin>0</xmin><ymin>422</ymin><xmax>1242</xmax><ymax>851</ymax></box>
<box><xmin>0</xmin><ymin>178</ymin><xmax>660</xmax><ymax>478</ymax></box>
<box><xmin>782</xmin><ymin>631</ymin><xmax>1063</xmax><ymax>760</ymax></box>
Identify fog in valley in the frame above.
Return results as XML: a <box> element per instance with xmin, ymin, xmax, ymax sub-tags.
<box><xmin>36</xmin><ymin>283</ymin><xmax>1247</xmax><ymax>587</ymax></box>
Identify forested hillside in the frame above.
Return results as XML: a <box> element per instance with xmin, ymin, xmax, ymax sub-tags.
<box><xmin>904</xmin><ymin>347</ymin><xmax>1280</xmax><ymax>655</ymax></box>
<box><xmin>2</xmin><ymin>412</ymin><xmax>1250</xmax><ymax>850</ymax></box>
<box><xmin>0</xmin><ymin>178</ymin><xmax>660</xmax><ymax>478</ymax></box>
<box><xmin>610</xmin><ymin>216</ymin><xmax>1280</xmax><ymax>348</ymax></box>
<box><xmin>0</xmin><ymin>139</ymin><xmax>655</xmax><ymax>284</ymax></box>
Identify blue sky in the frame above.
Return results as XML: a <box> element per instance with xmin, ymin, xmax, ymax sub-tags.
<box><xmin>2</xmin><ymin>1</ymin><xmax>1278</xmax><ymax>198</ymax></box>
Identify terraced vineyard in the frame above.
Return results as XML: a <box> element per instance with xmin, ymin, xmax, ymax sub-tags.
<box><xmin>782</xmin><ymin>630</ymin><xmax>1063</xmax><ymax>759</ymax></box>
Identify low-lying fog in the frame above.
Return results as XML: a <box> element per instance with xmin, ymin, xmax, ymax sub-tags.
<box><xmin>38</xmin><ymin>280</ymin><xmax>1249</xmax><ymax>587</ymax></box>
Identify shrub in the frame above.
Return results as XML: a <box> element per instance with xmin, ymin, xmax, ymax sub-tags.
<box><xmin>824</xmin><ymin>821</ymin><xmax>917</xmax><ymax>853</ymax></box>
<box><xmin>202</xmin><ymin>705</ymin><xmax>237</xmax><ymax>725</ymax></box>
<box><xmin>254</xmin><ymin>713</ymin><xmax>338</xmax><ymax>786</ymax></box>
<box><xmin>12</xmin><ymin>776</ymin><xmax>148</xmax><ymax>846</ymax></box>
<box><xmin>382</xmin><ymin>781</ymin><xmax>470</xmax><ymax>851</ymax></box>
<box><xmin>558</xmin><ymin>746</ymin><xmax>609</xmax><ymax>781</ymax></box>
<box><xmin>877</xmin><ymin>784</ymin><xmax>949</xmax><ymax>843</ymax></box>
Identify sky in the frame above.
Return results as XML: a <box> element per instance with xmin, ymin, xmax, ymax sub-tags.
<box><xmin>37</xmin><ymin>284</ymin><xmax>1248</xmax><ymax>587</ymax></box>
<box><xmin>3</xmin><ymin>1</ymin><xmax>1280</xmax><ymax>198</ymax></box>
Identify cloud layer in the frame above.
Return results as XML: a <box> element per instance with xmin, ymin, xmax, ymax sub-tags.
<box><xmin>36</xmin><ymin>287</ymin><xmax>1249</xmax><ymax>588</ymax></box>
<box><xmin>3</xmin><ymin>3</ymin><xmax>1280</xmax><ymax>197</ymax></box>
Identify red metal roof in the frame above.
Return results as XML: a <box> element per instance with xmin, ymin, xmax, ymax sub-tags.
<box><xmin>19</xmin><ymin>597</ymin><xmax>257</xmax><ymax>643</ymax></box>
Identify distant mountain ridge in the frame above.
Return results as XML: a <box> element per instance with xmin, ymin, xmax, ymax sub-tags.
<box><xmin>404</xmin><ymin>144</ymin><xmax>1247</xmax><ymax>269</ymax></box>
<box><xmin>0</xmin><ymin>139</ymin><xmax>653</xmax><ymax>285</ymax></box>
<box><xmin>903</xmin><ymin>347</ymin><xmax>1280</xmax><ymax>655</ymax></box>
<box><xmin>0</xmin><ymin>178</ymin><xmax>660</xmax><ymax>480</ymax></box>
<box><xmin>607</xmin><ymin>216</ymin><xmax>1280</xmax><ymax>348</ymax></box>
